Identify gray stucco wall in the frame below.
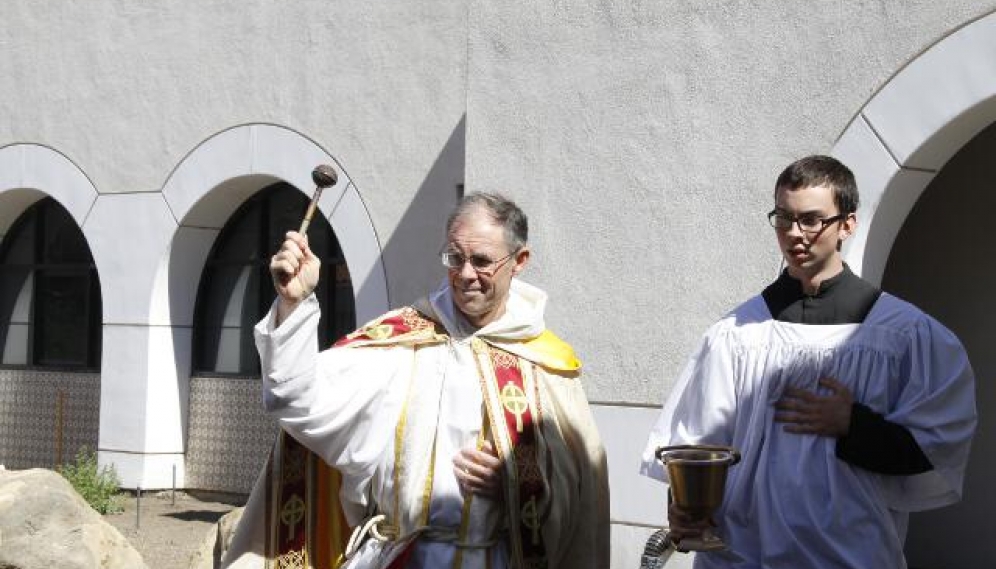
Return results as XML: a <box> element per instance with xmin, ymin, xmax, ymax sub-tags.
<box><xmin>0</xmin><ymin>0</ymin><xmax>467</xmax><ymax>308</ymax></box>
<box><xmin>4</xmin><ymin>0</ymin><xmax>995</xmax><ymax>404</ymax></box>
<box><xmin>464</xmin><ymin>1</ymin><xmax>996</xmax><ymax>404</ymax></box>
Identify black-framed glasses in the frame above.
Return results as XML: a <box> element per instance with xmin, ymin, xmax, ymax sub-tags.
<box><xmin>767</xmin><ymin>210</ymin><xmax>847</xmax><ymax>235</ymax></box>
<box><xmin>441</xmin><ymin>249</ymin><xmax>519</xmax><ymax>276</ymax></box>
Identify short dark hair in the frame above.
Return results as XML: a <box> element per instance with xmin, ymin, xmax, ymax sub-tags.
<box><xmin>446</xmin><ymin>192</ymin><xmax>528</xmax><ymax>252</ymax></box>
<box><xmin>775</xmin><ymin>155</ymin><xmax>859</xmax><ymax>215</ymax></box>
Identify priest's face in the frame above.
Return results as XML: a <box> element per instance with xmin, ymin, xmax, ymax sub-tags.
<box><xmin>445</xmin><ymin>208</ymin><xmax>530</xmax><ymax>328</ymax></box>
<box><xmin>773</xmin><ymin>183</ymin><xmax>855</xmax><ymax>283</ymax></box>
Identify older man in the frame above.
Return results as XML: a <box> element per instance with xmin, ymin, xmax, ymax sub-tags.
<box><xmin>224</xmin><ymin>193</ymin><xmax>608</xmax><ymax>569</ymax></box>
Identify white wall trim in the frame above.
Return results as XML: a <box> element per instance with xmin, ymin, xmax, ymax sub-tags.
<box><xmin>0</xmin><ymin>143</ymin><xmax>98</xmax><ymax>234</ymax></box>
<box><xmin>834</xmin><ymin>11</ymin><xmax>996</xmax><ymax>285</ymax></box>
<box><xmin>160</xmin><ymin>123</ymin><xmax>389</xmax><ymax>325</ymax></box>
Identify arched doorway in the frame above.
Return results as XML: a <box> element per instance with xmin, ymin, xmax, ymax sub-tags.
<box><xmin>882</xmin><ymin>120</ymin><xmax>996</xmax><ymax>569</ymax></box>
<box><xmin>0</xmin><ymin>199</ymin><xmax>101</xmax><ymax>470</ymax></box>
<box><xmin>832</xmin><ymin>11</ymin><xmax>996</xmax><ymax>569</ymax></box>
<box><xmin>185</xmin><ymin>181</ymin><xmax>356</xmax><ymax>492</ymax></box>
<box><xmin>159</xmin><ymin>123</ymin><xmax>386</xmax><ymax>493</ymax></box>
<box><xmin>0</xmin><ymin>145</ymin><xmax>102</xmax><ymax>472</ymax></box>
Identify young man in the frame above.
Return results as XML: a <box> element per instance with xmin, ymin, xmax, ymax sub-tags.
<box><xmin>641</xmin><ymin>155</ymin><xmax>976</xmax><ymax>568</ymax></box>
<box><xmin>225</xmin><ymin>193</ymin><xmax>608</xmax><ymax>569</ymax></box>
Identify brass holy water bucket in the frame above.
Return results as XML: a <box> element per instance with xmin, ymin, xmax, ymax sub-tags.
<box><xmin>655</xmin><ymin>444</ymin><xmax>740</xmax><ymax>552</ymax></box>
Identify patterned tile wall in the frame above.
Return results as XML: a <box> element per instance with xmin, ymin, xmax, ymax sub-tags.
<box><xmin>185</xmin><ymin>376</ymin><xmax>279</xmax><ymax>494</ymax></box>
<box><xmin>0</xmin><ymin>369</ymin><xmax>100</xmax><ymax>469</ymax></box>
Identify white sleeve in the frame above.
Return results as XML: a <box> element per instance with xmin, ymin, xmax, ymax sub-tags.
<box><xmin>253</xmin><ymin>294</ymin><xmax>410</xmax><ymax>482</ymax></box>
<box><xmin>640</xmin><ymin>325</ymin><xmax>739</xmax><ymax>481</ymax></box>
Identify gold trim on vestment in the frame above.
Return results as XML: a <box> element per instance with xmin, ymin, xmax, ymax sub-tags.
<box><xmin>452</xmin><ymin>421</ymin><xmax>490</xmax><ymax>569</ymax></box>
<box><xmin>421</xmin><ymin>433</ymin><xmax>437</xmax><ymax>528</ymax></box>
<box><xmin>472</xmin><ymin>339</ymin><xmax>529</xmax><ymax>568</ymax></box>
<box><xmin>472</xmin><ymin>338</ymin><xmax>507</xmax><ymax>464</ymax></box>
<box><xmin>393</xmin><ymin>346</ymin><xmax>421</xmax><ymax>529</ymax></box>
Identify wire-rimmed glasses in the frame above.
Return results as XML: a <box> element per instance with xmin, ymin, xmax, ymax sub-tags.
<box><xmin>440</xmin><ymin>249</ymin><xmax>519</xmax><ymax>276</ymax></box>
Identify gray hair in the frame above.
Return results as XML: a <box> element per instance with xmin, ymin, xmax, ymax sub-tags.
<box><xmin>446</xmin><ymin>192</ymin><xmax>528</xmax><ymax>252</ymax></box>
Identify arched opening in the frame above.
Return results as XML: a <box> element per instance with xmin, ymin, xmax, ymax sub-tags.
<box><xmin>185</xmin><ymin>181</ymin><xmax>356</xmax><ymax>492</ymax></box>
<box><xmin>137</xmin><ymin>124</ymin><xmax>388</xmax><ymax>493</ymax></box>
<box><xmin>0</xmin><ymin>197</ymin><xmax>102</xmax><ymax>469</ymax></box>
<box><xmin>161</xmin><ymin>124</ymin><xmax>384</xmax><ymax>493</ymax></box>
<box><xmin>881</xmin><ymin>121</ymin><xmax>996</xmax><ymax>569</ymax></box>
<box><xmin>830</xmin><ymin>11</ymin><xmax>996</xmax><ymax>569</ymax></box>
<box><xmin>192</xmin><ymin>182</ymin><xmax>355</xmax><ymax>376</ymax></box>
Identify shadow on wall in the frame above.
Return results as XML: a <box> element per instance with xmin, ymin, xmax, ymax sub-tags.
<box><xmin>371</xmin><ymin>114</ymin><xmax>466</xmax><ymax>307</ymax></box>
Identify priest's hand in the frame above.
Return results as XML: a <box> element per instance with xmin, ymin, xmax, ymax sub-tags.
<box><xmin>270</xmin><ymin>231</ymin><xmax>320</xmax><ymax>324</ymax></box>
<box><xmin>774</xmin><ymin>377</ymin><xmax>853</xmax><ymax>437</ymax></box>
<box><xmin>453</xmin><ymin>441</ymin><xmax>503</xmax><ymax>499</ymax></box>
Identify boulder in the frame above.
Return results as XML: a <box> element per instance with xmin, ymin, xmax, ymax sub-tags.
<box><xmin>188</xmin><ymin>506</ymin><xmax>244</xmax><ymax>569</ymax></box>
<box><xmin>0</xmin><ymin>468</ymin><xmax>147</xmax><ymax>569</ymax></box>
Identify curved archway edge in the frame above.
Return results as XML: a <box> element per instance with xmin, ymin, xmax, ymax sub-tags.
<box><xmin>0</xmin><ymin>126</ymin><xmax>388</xmax><ymax>488</ymax></box>
<box><xmin>161</xmin><ymin>123</ymin><xmax>388</xmax><ymax>326</ymax></box>
<box><xmin>0</xmin><ymin>144</ymin><xmax>98</xmax><ymax>235</ymax></box>
<box><xmin>834</xmin><ymin>10</ymin><xmax>996</xmax><ymax>285</ymax></box>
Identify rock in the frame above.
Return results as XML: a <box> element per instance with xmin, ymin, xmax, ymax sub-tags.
<box><xmin>188</xmin><ymin>506</ymin><xmax>244</xmax><ymax>569</ymax></box>
<box><xmin>0</xmin><ymin>468</ymin><xmax>148</xmax><ymax>569</ymax></box>
<box><xmin>153</xmin><ymin>489</ymin><xmax>188</xmax><ymax>501</ymax></box>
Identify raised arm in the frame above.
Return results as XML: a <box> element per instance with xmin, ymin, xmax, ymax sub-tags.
<box><xmin>269</xmin><ymin>230</ymin><xmax>320</xmax><ymax>326</ymax></box>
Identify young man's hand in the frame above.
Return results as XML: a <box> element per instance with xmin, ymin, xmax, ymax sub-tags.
<box><xmin>774</xmin><ymin>377</ymin><xmax>853</xmax><ymax>437</ymax></box>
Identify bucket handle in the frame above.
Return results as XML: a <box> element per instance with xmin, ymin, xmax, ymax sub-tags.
<box><xmin>655</xmin><ymin>444</ymin><xmax>741</xmax><ymax>465</ymax></box>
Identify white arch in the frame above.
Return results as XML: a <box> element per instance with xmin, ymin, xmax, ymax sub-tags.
<box><xmin>0</xmin><ymin>144</ymin><xmax>100</xmax><ymax>365</ymax></box>
<box><xmin>833</xmin><ymin>10</ymin><xmax>996</xmax><ymax>285</ymax></box>
<box><xmin>157</xmin><ymin>123</ymin><xmax>389</xmax><ymax>327</ymax></box>
<box><xmin>0</xmin><ymin>144</ymin><xmax>98</xmax><ymax>235</ymax></box>
<box><xmin>100</xmin><ymin>124</ymin><xmax>390</xmax><ymax>488</ymax></box>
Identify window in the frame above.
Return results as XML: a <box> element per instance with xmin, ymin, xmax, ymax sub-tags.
<box><xmin>193</xmin><ymin>182</ymin><xmax>355</xmax><ymax>376</ymax></box>
<box><xmin>0</xmin><ymin>198</ymin><xmax>102</xmax><ymax>370</ymax></box>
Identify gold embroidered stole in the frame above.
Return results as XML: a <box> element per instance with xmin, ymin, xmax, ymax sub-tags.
<box><xmin>392</xmin><ymin>343</ymin><xmax>439</xmax><ymax>535</ymax></box>
<box><xmin>472</xmin><ymin>338</ymin><xmax>549</xmax><ymax>569</ymax></box>
<box><xmin>264</xmin><ymin>431</ymin><xmax>349</xmax><ymax>569</ymax></box>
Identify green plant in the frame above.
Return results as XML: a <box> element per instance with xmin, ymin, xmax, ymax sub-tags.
<box><xmin>57</xmin><ymin>447</ymin><xmax>123</xmax><ymax>514</ymax></box>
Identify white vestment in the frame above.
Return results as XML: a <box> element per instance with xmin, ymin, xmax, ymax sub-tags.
<box><xmin>641</xmin><ymin>293</ymin><xmax>976</xmax><ymax>569</ymax></box>
<box><xmin>224</xmin><ymin>279</ymin><xmax>608</xmax><ymax>569</ymax></box>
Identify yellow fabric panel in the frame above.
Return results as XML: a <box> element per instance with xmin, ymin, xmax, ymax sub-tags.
<box><xmin>314</xmin><ymin>459</ymin><xmax>349</xmax><ymax>568</ymax></box>
<box><xmin>494</xmin><ymin>330</ymin><xmax>582</xmax><ymax>372</ymax></box>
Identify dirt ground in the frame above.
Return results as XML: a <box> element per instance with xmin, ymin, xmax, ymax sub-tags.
<box><xmin>103</xmin><ymin>490</ymin><xmax>243</xmax><ymax>569</ymax></box>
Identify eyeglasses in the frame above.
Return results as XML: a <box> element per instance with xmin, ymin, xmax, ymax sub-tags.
<box><xmin>767</xmin><ymin>210</ymin><xmax>847</xmax><ymax>235</ymax></box>
<box><xmin>441</xmin><ymin>249</ymin><xmax>518</xmax><ymax>276</ymax></box>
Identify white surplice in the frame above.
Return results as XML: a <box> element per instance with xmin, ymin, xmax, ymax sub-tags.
<box><xmin>224</xmin><ymin>278</ymin><xmax>608</xmax><ymax>569</ymax></box>
<box><xmin>641</xmin><ymin>293</ymin><xmax>976</xmax><ymax>569</ymax></box>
